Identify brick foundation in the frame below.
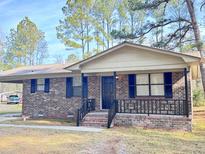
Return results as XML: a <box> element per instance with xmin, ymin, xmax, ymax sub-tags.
<box><xmin>114</xmin><ymin>113</ymin><xmax>192</xmax><ymax>131</ymax></box>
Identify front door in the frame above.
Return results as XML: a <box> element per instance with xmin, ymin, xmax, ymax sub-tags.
<box><xmin>102</xmin><ymin>76</ymin><xmax>114</xmax><ymax>109</ymax></box>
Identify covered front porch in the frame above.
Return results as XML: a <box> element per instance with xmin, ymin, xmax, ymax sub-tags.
<box><xmin>77</xmin><ymin>68</ymin><xmax>191</xmax><ymax>128</ymax></box>
<box><xmin>68</xmin><ymin>42</ymin><xmax>199</xmax><ymax>130</ymax></box>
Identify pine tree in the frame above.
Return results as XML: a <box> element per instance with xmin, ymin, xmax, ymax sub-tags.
<box><xmin>5</xmin><ymin>17</ymin><xmax>48</xmax><ymax>68</ymax></box>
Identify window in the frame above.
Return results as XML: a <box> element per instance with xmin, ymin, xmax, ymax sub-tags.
<box><xmin>150</xmin><ymin>73</ymin><xmax>164</xmax><ymax>96</ymax></box>
<box><xmin>136</xmin><ymin>73</ymin><xmax>164</xmax><ymax>96</ymax></box>
<box><xmin>37</xmin><ymin>79</ymin><xmax>45</xmax><ymax>91</ymax></box>
<box><xmin>136</xmin><ymin>74</ymin><xmax>149</xmax><ymax>96</ymax></box>
<box><xmin>73</xmin><ymin>76</ymin><xmax>81</xmax><ymax>97</ymax></box>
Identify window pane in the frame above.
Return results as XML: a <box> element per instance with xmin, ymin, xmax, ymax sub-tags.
<box><xmin>136</xmin><ymin>85</ymin><xmax>149</xmax><ymax>96</ymax></box>
<box><xmin>73</xmin><ymin>86</ymin><xmax>81</xmax><ymax>97</ymax></box>
<box><xmin>37</xmin><ymin>85</ymin><xmax>44</xmax><ymax>91</ymax></box>
<box><xmin>73</xmin><ymin>76</ymin><xmax>81</xmax><ymax>86</ymax></box>
<box><xmin>151</xmin><ymin>73</ymin><xmax>164</xmax><ymax>84</ymax></box>
<box><xmin>151</xmin><ymin>85</ymin><xmax>164</xmax><ymax>96</ymax></box>
<box><xmin>136</xmin><ymin>74</ymin><xmax>149</xmax><ymax>84</ymax></box>
<box><xmin>37</xmin><ymin>79</ymin><xmax>44</xmax><ymax>85</ymax></box>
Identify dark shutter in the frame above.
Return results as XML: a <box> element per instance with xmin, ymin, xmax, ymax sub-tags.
<box><xmin>164</xmin><ymin>72</ymin><xmax>172</xmax><ymax>98</ymax></box>
<box><xmin>83</xmin><ymin>76</ymin><xmax>88</xmax><ymax>98</ymax></box>
<box><xmin>128</xmin><ymin>74</ymin><xmax>136</xmax><ymax>98</ymax></box>
<box><xmin>66</xmin><ymin>77</ymin><xmax>73</xmax><ymax>98</ymax></box>
<box><xmin>44</xmin><ymin>78</ymin><xmax>50</xmax><ymax>93</ymax></box>
<box><xmin>31</xmin><ymin>79</ymin><xmax>37</xmax><ymax>93</ymax></box>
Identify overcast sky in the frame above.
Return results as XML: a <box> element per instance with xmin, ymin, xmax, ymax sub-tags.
<box><xmin>0</xmin><ymin>0</ymin><xmax>79</xmax><ymax>63</ymax></box>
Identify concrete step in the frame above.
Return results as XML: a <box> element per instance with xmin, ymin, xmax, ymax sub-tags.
<box><xmin>85</xmin><ymin>112</ymin><xmax>108</xmax><ymax>117</ymax></box>
<box><xmin>83</xmin><ymin>118</ymin><xmax>107</xmax><ymax>121</ymax></box>
<box><xmin>82</xmin><ymin>122</ymin><xmax>107</xmax><ymax>127</ymax></box>
<box><xmin>81</xmin><ymin>112</ymin><xmax>108</xmax><ymax>128</ymax></box>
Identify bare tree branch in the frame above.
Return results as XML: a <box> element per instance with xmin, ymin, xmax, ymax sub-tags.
<box><xmin>135</xmin><ymin>18</ymin><xmax>191</xmax><ymax>39</ymax></box>
<box><xmin>162</xmin><ymin>24</ymin><xmax>191</xmax><ymax>47</ymax></box>
<box><xmin>128</xmin><ymin>0</ymin><xmax>170</xmax><ymax>10</ymax></box>
<box><xmin>200</xmin><ymin>1</ymin><xmax>205</xmax><ymax>11</ymax></box>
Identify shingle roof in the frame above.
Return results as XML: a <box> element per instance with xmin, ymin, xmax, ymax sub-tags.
<box><xmin>0</xmin><ymin>63</ymin><xmax>72</xmax><ymax>77</ymax></box>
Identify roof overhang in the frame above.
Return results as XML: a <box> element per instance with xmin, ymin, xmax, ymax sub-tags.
<box><xmin>0</xmin><ymin>72</ymin><xmax>75</xmax><ymax>83</ymax></box>
<box><xmin>0</xmin><ymin>64</ymin><xmax>76</xmax><ymax>83</ymax></box>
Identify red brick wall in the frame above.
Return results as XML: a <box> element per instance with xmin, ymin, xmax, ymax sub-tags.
<box><xmin>22</xmin><ymin>78</ymin><xmax>81</xmax><ymax>119</ymax></box>
<box><xmin>88</xmin><ymin>76</ymin><xmax>101</xmax><ymax>111</ymax></box>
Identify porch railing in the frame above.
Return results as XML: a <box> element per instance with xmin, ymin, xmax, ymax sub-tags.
<box><xmin>76</xmin><ymin>98</ymin><xmax>95</xmax><ymax>126</ymax></box>
<box><xmin>116</xmin><ymin>99</ymin><xmax>188</xmax><ymax>116</ymax></box>
<box><xmin>107</xmin><ymin>100</ymin><xmax>118</xmax><ymax>128</ymax></box>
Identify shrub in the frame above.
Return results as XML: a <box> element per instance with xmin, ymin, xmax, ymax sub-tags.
<box><xmin>193</xmin><ymin>89</ymin><xmax>205</xmax><ymax>107</ymax></box>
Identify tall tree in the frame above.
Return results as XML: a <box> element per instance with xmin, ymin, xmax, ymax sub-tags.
<box><xmin>35</xmin><ymin>34</ymin><xmax>48</xmax><ymax>65</ymax></box>
<box><xmin>5</xmin><ymin>17</ymin><xmax>48</xmax><ymax>67</ymax></box>
<box><xmin>111</xmin><ymin>0</ymin><xmax>146</xmax><ymax>43</ymax></box>
<box><xmin>57</xmin><ymin>0</ymin><xmax>95</xmax><ymax>59</ymax></box>
<box><xmin>185</xmin><ymin>0</ymin><xmax>205</xmax><ymax>92</ymax></box>
<box><xmin>127</xmin><ymin>0</ymin><xmax>205</xmax><ymax>92</ymax></box>
<box><xmin>57</xmin><ymin>0</ymin><xmax>120</xmax><ymax>58</ymax></box>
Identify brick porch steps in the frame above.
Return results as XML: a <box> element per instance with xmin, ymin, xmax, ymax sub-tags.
<box><xmin>81</xmin><ymin>112</ymin><xmax>108</xmax><ymax>128</ymax></box>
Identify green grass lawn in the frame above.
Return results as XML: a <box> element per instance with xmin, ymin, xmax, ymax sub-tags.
<box><xmin>0</xmin><ymin>106</ymin><xmax>204</xmax><ymax>154</ymax></box>
<box><xmin>3</xmin><ymin>118</ymin><xmax>75</xmax><ymax>126</ymax></box>
<box><xmin>0</xmin><ymin>103</ymin><xmax>22</xmax><ymax>115</ymax></box>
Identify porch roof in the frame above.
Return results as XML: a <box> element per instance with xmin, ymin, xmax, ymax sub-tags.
<box><xmin>66</xmin><ymin>42</ymin><xmax>201</xmax><ymax>71</ymax></box>
<box><xmin>66</xmin><ymin>42</ymin><xmax>200</xmax><ymax>74</ymax></box>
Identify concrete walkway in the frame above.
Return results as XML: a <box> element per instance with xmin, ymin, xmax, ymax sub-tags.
<box><xmin>0</xmin><ymin>113</ymin><xmax>21</xmax><ymax>122</ymax></box>
<box><xmin>0</xmin><ymin>113</ymin><xmax>104</xmax><ymax>132</ymax></box>
<box><xmin>0</xmin><ymin>113</ymin><xmax>21</xmax><ymax>117</ymax></box>
<box><xmin>0</xmin><ymin>124</ymin><xmax>104</xmax><ymax>132</ymax></box>
<box><xmin>0</xmin><ymin>117</ymin><xmax>20</xmax><ymax>122</ymax></box>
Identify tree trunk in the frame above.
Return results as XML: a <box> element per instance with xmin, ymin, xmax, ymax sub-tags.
<box><xmin>86</xmin><ymin>23</ymin><xmax>89</xmax><ymax>53</ymax></box>
<box><xmin>102</xmin><ymin>20</ymin><xmax>105</xmax><ymax>50</ymax></box>
<box><xmin>81</xmin><ymin>22</ymin><xmax>85</xmax><ymax>59</ymax></box>
<box><xmin>106</xmin><ymin>22</ymin><xmax>110</xmax><ymax>48</ymax></box>
<box><xmin>186</xmin><ymin>0</ymin><xmax>205</xmax><ymax>93</ymax></box>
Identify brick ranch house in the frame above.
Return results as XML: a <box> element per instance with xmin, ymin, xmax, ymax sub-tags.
<box><xmin>0</xmin><ymin>42</ymin><xmax>201</xmax><ymax>131</ymax></box>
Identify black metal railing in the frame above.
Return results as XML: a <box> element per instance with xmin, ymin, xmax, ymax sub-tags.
<box><xmin>76</xmin><ymin>98</ymin><xmax>95</xmax><ymax>126</ymax></box>
<box><xmin>107</xmin><ymin>100</ymin><xmax>118</xmax><ymax>128</ymax></box>
<box><xmin>116</xmin><ymin>99</ymin><xmax>188</xmax><ymax>116</ymax></box>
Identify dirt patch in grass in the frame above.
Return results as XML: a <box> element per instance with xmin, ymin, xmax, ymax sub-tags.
<box><xmin>0</xmin><ymin>107</ymin><xmax>204</xmax><ymax>154</ymax></box>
